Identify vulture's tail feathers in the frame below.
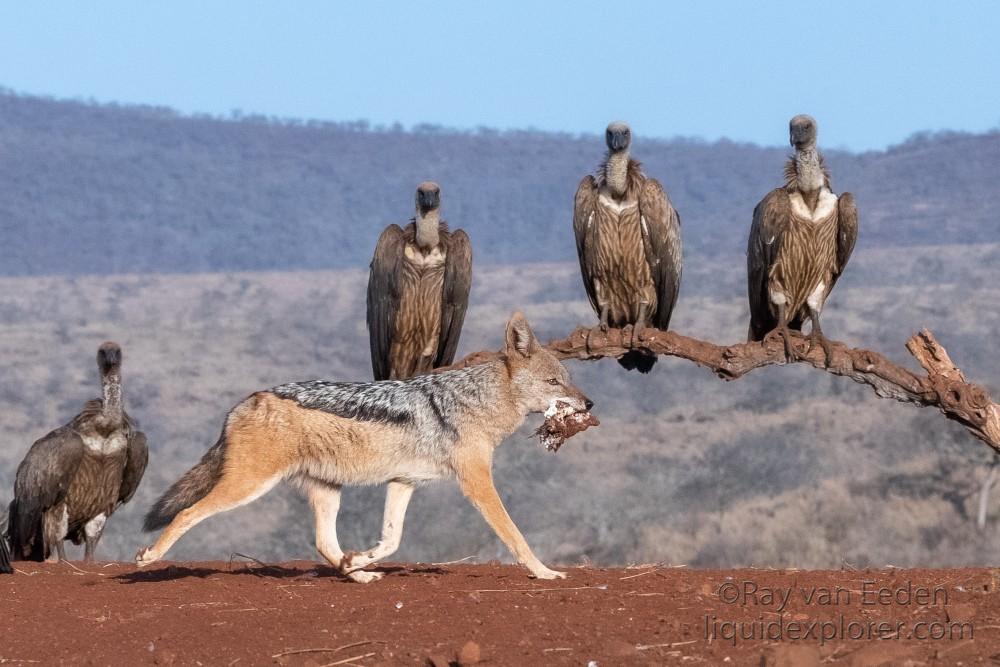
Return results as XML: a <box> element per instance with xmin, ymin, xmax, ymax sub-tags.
<box><xmin>143</xmin><ymin>432</ymin><xmax>227</xmax><ymax>532</ymax></box>
<box><xmin>618</xmin><ymin>351</ymin><xmax>656</xmax><ymax>374</ymax></box>
<box><xmin>6</xmin><ymin>499</ymin><xmax>42</xmax><ymax>562</ymax></box>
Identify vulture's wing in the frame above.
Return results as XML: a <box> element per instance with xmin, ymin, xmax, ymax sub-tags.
<box><xmin>572</xmin><ymin>175</ymin><xmax>601</xmax><ymax>313</ymax></box>
<box><xmin>747</xmin><ymin>189</ymin><xmax>792</xmax><ymax>341</ymax></box>
<box><xmin>0</xmin><ymin>509</ymin><xmax>10</xmax><ymax>573</ymax></box>
<box><xmin>118</xmin><ymin>430</ymin><xmax>149</xmax><ymax>506</ymax></box>
<box><xmin>436</xmin><ymin>227</ymin><xmax>472</xmax><ymax>367</ymax></box>
<box><xmin>366</xmin><ymin>224</ymin><xmax>407</xmax><ymax>381</ymax></box>
<box><xmin>10</xmin><ymin>425</ymin><xmax>85</xmax><ymax>557</ymax></box>
<box><xmin>638</xmin><ymin>177</ymin><xmax>683</xmax><ymax>330</ymax></box>
<box><xmin>830</xmin><ymin>192</ymin><xmax>858</xmax><ymax>291</ymax></box>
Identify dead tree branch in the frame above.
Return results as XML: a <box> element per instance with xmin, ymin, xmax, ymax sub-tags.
<box><xmin>444</xmin><ymin>326</ymin><xmax>1000</xmax><ymax>452</ymax></box>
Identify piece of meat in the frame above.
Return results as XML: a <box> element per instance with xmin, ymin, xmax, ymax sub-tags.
<box><xmin>535</xmin><ymin>401</ymin><xmax>600</xmax><ymax>452</ymax></box>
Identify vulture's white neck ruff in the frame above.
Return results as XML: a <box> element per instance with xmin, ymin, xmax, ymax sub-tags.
<box><xmin>794</xmin><ymin>145</ymin><xmax>825</xmax><ymax>193</ymax></box>
<box><xmin>415</xmin><ymin>209</ymin><xmax>441</xmax><ymax>251</ymax></box>
<box><xmin>101</xmin><ymin>372</ymin><xmax>123</xmax><ymax>424</ymax></box>
<box><xmin>605</xmin><ymin>150</ymin><xmax>629</xmax><ymax>198</ymax></box>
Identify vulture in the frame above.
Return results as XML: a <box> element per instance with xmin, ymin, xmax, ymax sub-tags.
<box><xmin>747</xmin><ymin>114</ymin><xmax>858</xmax><ymax>365</ymax></box>
<box><xmin>574</xmin><ymin>122</ymin><xmax>683</xmax><ymax>373</ymax></box>
<box><xmin>367</xmin><ymin>181</ymin><xmax>473</xmax><ymax>380</ymax></box>
<box><xmin>0</xmin><ymin>515</ymin><xmax>10</xmax><ymax>573</ymax></box>
<box><xmin>8</xmin><ymin>342</ymin><xmax>148</xmax><ymax>562</ymax></box>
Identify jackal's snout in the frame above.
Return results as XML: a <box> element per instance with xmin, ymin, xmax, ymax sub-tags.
<box><xmin>560</xmin><ymin>385</ymin><xmax>592</xmax><ymax>413</ymax></box>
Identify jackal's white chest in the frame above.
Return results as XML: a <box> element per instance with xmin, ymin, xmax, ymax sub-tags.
<box><xmin>82</xmin><ymin>432</ymin><xmax>127</xmax><ymax>456</ymax></box>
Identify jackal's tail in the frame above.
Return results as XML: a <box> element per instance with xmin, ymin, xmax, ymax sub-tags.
<box><xmin>143</xmin><ymin>432</ymin><xmax>227</xmax><ymax>531</ymax></box>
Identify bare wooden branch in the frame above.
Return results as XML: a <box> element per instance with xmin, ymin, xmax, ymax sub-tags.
<box><xmin>443</xmin><ymin>325</ymin><xmax>1000</xmax><ymax>452</ymax></box>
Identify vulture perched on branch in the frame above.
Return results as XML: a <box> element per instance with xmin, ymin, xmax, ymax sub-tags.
<box><xmin>367</xmin><ymin>181</ymin><xmax>473</xmax><ymax>380</ymax></box>
<box><xmin>574</xmin><ymin>122</ymin><xmax>683</xmax><ymax>373</ymax></box>
<box><xmin>747</xmin><ymin>114</ymin><xmax>858</xmax><ymax>365</ymax></box>
<box><xmin>8</xmin><ymin>342</ymin><xmax>148</xmax><ymax>562</ymax></box>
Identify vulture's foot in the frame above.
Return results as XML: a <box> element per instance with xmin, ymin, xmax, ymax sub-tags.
<box><xmin>597</xmin><ymin>305</ymin><xmax>610</xmax><ymax>333</ymax></box>
<box><xmin>585</xmin><ymin>327</ymin><xmax>602</xmax><ymax>353</ymax></box>
<box><xmin>808</xmin><ymin>331</ymin><xmax>836</xmax><ymax>367</ymax></box>
<box><xmin>632</xmin><ymin>303</ymin><xmax>650</xmax><ymax>349</ymax></box>
<box><xmin>630</xmin><ymin>323</ymin><xmax>646</xmax><ymax>349</ymax></box>
<box><xmin>764</xmin><ymin>325</ymin><xmax>798</xmax><ymax>362</ymax></box>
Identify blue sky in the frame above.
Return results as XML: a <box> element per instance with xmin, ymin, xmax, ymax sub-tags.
<box><xmin>1</xmin><ymin>1</ymin><xmax>998</xmax><ymax>151</ymax></box>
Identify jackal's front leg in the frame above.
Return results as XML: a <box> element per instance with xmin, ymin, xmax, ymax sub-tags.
<box><xmin>456</xmin><ymin>454</ymin><xmax>565</xmax><ymax>580</ymax></box>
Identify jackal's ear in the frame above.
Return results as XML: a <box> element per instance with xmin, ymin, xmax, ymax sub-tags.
<box><xmin>505</xmin><ymin>311</ymin><xmax>539</xmax><ymax>358</ymax></box>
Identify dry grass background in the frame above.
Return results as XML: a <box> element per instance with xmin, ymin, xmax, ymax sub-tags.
<box><xmin>1</xmin><ymin>242</ymin><xmax>998</xmax><ymax>568</ymax></box>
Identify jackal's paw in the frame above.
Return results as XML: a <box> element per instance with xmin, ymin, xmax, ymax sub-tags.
<box><xmin>530</xmin><ymin>566</ymin><xmax>567</xmax><ymax>580</ymax></box>
<box><xmin>341</xmin><ymin>549</ymin><xmax>378</xmax><ymax>572</ymax></box>
<box><xmin>347</xmin><ymin>569</ymin><xmax>384</xmax><ymax>584</ymax></box>
<box><xmin>135</xmin><ymin>546</ymin><xmax>158</xmax><ymax>567</ymax></box>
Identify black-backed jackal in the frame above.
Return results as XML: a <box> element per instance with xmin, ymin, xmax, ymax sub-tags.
<box><xmin>138</xmin><ymin>312</ymin><xmax>592</xmax><ymax>581</ymax></box>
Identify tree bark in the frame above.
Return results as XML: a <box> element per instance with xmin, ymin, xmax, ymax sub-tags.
<box><xmin>444</xmin><ymin>325</ymin><xmax>1000</xmax><ymax>453</ymax></box>
<box><xmin>977</xmin><ymin>458</ymin><xmax>999</xmax><ymax>530</ymax></box>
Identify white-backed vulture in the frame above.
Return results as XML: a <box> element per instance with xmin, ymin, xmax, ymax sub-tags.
<box><xmin>8</xmin><ymin>342</ymin><xmax>148</xmax><ymax>562</ymax></box>
<box><xmin>574</xmin><ymin>122</ymin><xmax>683</xmax><ymax>373</ymax></box>
<box><xmin>367</xmin><ymin>182</ymin><xmax>473</xmax><ymax>380</ymax></box>
<box><xmin>747</xmin><ymin>115</ymin><xmax>859</xmax><ymax>365</ymax></box>
<box><xmin>0</xmin><ymin>514</ymin><xmax>10</xmax><ymax>573</ymax></box>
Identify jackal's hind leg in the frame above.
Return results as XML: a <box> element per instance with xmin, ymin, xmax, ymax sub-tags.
<box><xmin>307</xmin><ymin>481</ymin><xmax>380</xmax><ymax>583</ymax></box>
<box><xmin>342</xmin><ymin>480</ymin><xmax>415</xmax><ymax>572</ymax></box>
<box><xmin>136</xmin><ymin>470</ymin><xmax>280</xmax><ymax>567</ymax></box>
<box><xmin>457</xmin><ymin>454</ymin><xmax>565</xmax><ymax>580</ymax></box>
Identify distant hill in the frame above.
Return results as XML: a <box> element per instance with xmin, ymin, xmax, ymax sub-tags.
<box><xmin>1</xmin><ymin>90</ymin><xmax>998</xmax><ymax>276</ymax></box>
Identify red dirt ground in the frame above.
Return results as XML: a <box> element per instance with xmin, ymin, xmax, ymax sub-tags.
<box><xmin>1</xmin><ymin>561</ymin><xmax>998</xmax><ymax>665</ymax></box>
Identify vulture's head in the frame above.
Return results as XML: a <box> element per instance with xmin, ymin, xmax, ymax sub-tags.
<box><xmin>415</xmin><ymin>181</ymin><xmax>441</xmax><ymax>215</ymax></box>
<box><xmin>97</xmin><ymin>342</ymin><xmax>122</xmax><ymax>375</ymax></box>
<box><xmin>789</xmin><ymin>114</ymin><xmax>818</xmax><ymax>150</ymax></box>
<box><xmin>605</xmin><ymin>122</ymin><xmax>631</xmax><ymax>153</ymax></box>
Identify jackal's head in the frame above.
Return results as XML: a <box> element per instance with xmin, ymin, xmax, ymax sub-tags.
<box><xmin>503</xmin><ymin>312</ymin><xmax>593</xmax><ymax>415</ymax></box>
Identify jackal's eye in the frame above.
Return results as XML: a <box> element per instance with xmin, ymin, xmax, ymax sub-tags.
<box><xmin>547</xmin><ymin>378</ymin><xmax>560</xmax><ymax>386</ymax></box>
